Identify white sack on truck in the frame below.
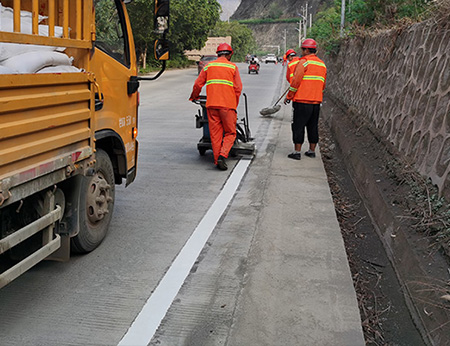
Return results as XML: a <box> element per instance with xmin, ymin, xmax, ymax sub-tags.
<box><xmin>0</xmin><ymin>2</ymin><xmax>78</xmax><ymax>74</ymax></box>
<box><xmin>2</xmin><ymin>50</ymin><xmax>73</xmax><ymax>73</ymax></box>
<box><xmin>0</xmin><ymin>64</ymin><xmax>13</xmax><ymax>73</ymax></box>
<box><xmin>37</xmin><ymin>65</ymin><xmax>81</xmax><ymax>74</ymax></box>
<box><xmin>0</xmin><ymin>2</ymin><xmax>65</xmax><ymax>60</ymax></box>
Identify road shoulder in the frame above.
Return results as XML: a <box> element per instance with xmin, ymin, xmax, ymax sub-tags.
<box><xmin>226</xmin><ymin>106</ymin><xmax>365</xmax><ymax>345</ymax></box>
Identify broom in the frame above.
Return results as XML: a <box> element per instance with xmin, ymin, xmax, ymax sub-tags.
<box><xmin>259</xmin><ymin>87</ymin><xmax>290</xmax><ymax>116</ymax></box>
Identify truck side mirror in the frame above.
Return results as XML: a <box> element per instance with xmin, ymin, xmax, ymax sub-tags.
<box><xmin>154</xmin><ymin>0</ymin><xmax>169</xmax><ymax>35</ymax></box>
<box><xmin>154</xmin><ymin>39</ymin><xmax>169</xmax><ymax>61</ymax></box>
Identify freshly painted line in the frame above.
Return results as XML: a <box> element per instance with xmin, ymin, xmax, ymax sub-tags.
<box><xmin>118</xmin><ymin>158</ymin><xmax>251</xmax><ymax>346</ymax></box>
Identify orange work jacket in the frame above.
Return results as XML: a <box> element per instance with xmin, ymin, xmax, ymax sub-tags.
<box><xmin>286</xmin><ymin>54</ymin><xmax>327</xmax><ymax>104</ymax></box>
<box><xmin>189</xmin><ymin>56</ymin><xmax>242</xmax><ymax>110</ymax></box>
<box><xmin>286</xmin><ymin>56</ymin><xmax>301</xmax><ymax>83</ymax></box>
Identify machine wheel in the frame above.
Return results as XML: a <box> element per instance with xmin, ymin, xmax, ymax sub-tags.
<box><xmin>199</xmin><ymin>147</ymin><xmax>207</xmax><ymax>156</ymax></box>
<box><xmin>71</xmin><ymin>149</ymin><xmax>115</xmax><ymax>253</ymax></box>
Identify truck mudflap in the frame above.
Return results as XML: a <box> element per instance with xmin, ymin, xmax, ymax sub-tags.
<box><xmin>126</xmin><ymin>139</ymin><xmax>138</xmax><ymax>186</ymax></box>
<box><xmin>0</xmin><ymin>191</ymin><xmax>63</xmax><ymax>289</ymax></box>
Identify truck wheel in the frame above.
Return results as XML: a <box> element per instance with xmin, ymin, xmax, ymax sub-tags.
<box><xmin>71</xmin><ymin>149</ymin><xmax>115</xmax><ymax>253</ymax></box>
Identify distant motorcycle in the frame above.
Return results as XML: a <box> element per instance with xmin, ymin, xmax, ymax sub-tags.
<box><xmin>248</xmin><ymin>62</ymin><xmax>260</xmax><ymax>74</ymax></box>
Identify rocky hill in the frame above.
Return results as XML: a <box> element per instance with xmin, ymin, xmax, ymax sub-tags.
<box><xmin>231</xmin><ymin>0</ymin><xmax>330</xmax><ymax>20</ymax></box>
<box><xmin>230</xmin><ymin>0</ymin><xmax>332</xmax><ymax>53</ymax></box>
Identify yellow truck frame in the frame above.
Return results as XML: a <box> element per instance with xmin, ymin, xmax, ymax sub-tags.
<box><xmin>0</xmin><ymin>0</ymin><xmax>169</xmax><ymax>288</ymax></box>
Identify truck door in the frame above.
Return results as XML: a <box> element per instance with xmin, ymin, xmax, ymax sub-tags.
<box><xmin>92</xmin><ymin>0</ymin><xmax>138</xmax><ymax>183</ymax></box>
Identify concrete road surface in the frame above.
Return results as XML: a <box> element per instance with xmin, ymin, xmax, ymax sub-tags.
<box><xmin>0</xmin><ymin>63</ymin><xmax>364</xmax><ymax>346</ymax></box>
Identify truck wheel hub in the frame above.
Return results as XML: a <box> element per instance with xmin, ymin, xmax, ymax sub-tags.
<box><xmin>87</xmin><ymin>174</ymin><xmax>112</xmax><ymax>224</ymax></box>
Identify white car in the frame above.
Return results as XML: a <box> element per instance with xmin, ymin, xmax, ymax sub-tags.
<box><xmin>265</xmin><ymin>54</ymin><xmax>277</xmax><ymax>64</ymax></box>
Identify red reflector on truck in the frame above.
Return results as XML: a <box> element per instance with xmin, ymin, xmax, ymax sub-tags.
<box><xmin>72</xmin><ymin>152</ymin><xmax>82</xmax><ymax>162</ymax></box>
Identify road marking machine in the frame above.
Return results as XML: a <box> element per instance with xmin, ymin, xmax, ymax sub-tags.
<box><xmin>193</xmin><ymin>93</ymin><xmax>256</xmax><ymax>157</ymax></box>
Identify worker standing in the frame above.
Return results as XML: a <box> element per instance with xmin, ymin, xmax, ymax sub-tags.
<box><xmin>189</xmin><ymin>43</ymin><xmax>243</xmax><ymax>170</ymax></box>
<box><xmin>285</xmin><ymin>49</ymin><xmax>300</xmax><ymax>83</ymax></box>
<box><xmin>284</xmin><ymin>39</ymin><xmax>327</xmax><ymax>160</ymax></box>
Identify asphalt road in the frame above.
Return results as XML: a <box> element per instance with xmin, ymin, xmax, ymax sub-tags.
<box><xmin>0</xmin><ymin>62</ymin><xmax>285</xmax><ymax>346</ymax></box>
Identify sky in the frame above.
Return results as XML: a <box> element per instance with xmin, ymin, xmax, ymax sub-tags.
<box><xmin>218</xmin><ymin>0</ymin><xmax>241</xmax><ymax>21</ymax></box>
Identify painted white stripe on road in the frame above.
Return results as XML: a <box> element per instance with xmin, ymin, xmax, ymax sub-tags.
<box><xmin>118</xmin><ymin>159</ymin><xmax>251</xmax><ymax>346</ymax></box>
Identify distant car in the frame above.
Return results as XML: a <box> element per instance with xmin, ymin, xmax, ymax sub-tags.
<box><xmin>265</xmin><ymin>54</ymin><xmax>277</xmax><ymax>64</ymax></box>
<box><xmin>197</xmin><ymin>55</ymin><xmax>217</xmax><ymax>74</ymax></box>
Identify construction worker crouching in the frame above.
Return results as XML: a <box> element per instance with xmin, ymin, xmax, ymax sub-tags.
<box><xmin>284</xmin><ymin>39</ymin><xmax>327</xmax><ymax>160</ymax></box>
<box><xmin>189</xmin><ymin>43</ymin><xmax>243</xmax><ymax>170</ymax></box>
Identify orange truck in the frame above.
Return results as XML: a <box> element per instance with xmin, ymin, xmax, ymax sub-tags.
<box><xmin>0</xmin><ymin>0</ymin><xmax>169</xmax><ymax>288</ymax></box>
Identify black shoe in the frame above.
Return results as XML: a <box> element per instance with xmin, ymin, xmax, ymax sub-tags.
<box><xmin>217</xmin><ymin>155</ymin><xmax>228</xmax><ymax>170</ymax></box>
<box><xmin>305</xmin><ymin>150</ymin><xmax>316</xmax><ymax>158</ymax></box>
<box><xmin>287</xmin><ymin>152</ymin><xmax>301</xmax><ymax>160</ymax></box>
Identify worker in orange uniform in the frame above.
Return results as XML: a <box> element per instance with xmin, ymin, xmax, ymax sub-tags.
<box><xmin>190</xmin><ymin>43</ymin><xmax>243</xmax><ymax>170</ymax></box>
<box><xmin>285</xmin><ymin>49</ymin><xmax>300</xmax><ymax>83</ymax></box>
<box><xmin>284</xmin><ymin>39</ymin><xmax>327</xmax><ymax>160</ymax></box>
<box><xmin>282</xmin><ymin>53</ymin><xmax>287</xmax><ymax>66</ymax></box>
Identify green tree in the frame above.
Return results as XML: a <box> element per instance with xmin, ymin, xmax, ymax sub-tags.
<box><xmin>209</xmin><ymin>21</ymin><xmax>256</xmax><ymax>62</ymax></box>
<box><xmin>338</xmin><ymin>0</ymin><xmax>429</xmax><ymax>28</ymax></box>
<box><xmin>95</xmin><ymin>0</ymin><xmax>123</xmax><ymax>47</ymax></box>
<box><xmin>127</xmin><ymin>0</ymin><xmax>221</xmax><ymax>68</ymax></box>
<box><xmin>309</xmin><ymin>0</ymin><xmax>431</xmax><ymax>54</ymax></box>
<box><xmin>126</xmin><ymin>0</ymin><xmax>154</xmax><ymax>68</ymax></box>
<box><xmin>309</xmin><ymin>6</ymin><xmax>341</xmax><ymax>54</ymax></box>
<box><xmin>170</xmin><ymin>0</ymin><xmax>221</xmax><ymax>56</ymax></box>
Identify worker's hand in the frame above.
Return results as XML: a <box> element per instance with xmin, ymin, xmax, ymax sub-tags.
<box><xmin>284</xmin><ymin>97</ymin><xmax>291</xmax><ymax>105</ymax></box>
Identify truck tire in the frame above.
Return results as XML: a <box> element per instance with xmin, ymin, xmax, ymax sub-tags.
<box><xmin>71</xmin><ymin>149</ymin><xmax>115</xmax><ymax>253</ymax></box>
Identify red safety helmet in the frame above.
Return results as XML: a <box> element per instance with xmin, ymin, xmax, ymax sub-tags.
<box><xmin>216</xmin><ymin>43</ymin><xmax>234</xmax><ymax>55</ymax></box>
<box><xmin>301</xmin><ymin>39</ymin><xmax>317</xmax><ymax>49</ymax></box>
<box><xmin>285</xmin><ymin>49</ymin><xmax>296</xmax><ymax>56</ymax></box>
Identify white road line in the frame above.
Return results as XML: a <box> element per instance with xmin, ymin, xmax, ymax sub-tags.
<box><xmin>118</xmin><ymin>158</ymin><xmax>252</xmax><ymax>346</ymax></box>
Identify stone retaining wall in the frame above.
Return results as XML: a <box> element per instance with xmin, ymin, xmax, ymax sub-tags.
<box><xmin>324</xmin><ymin>19</ymin><xmax>450</xmax><ymax>200</ymax></box>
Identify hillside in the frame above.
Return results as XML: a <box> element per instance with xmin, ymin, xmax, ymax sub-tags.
<box><xmin>231</xmin><ymin>0</ymin><xmax>330</xmax><ymax>20</ymax></box>
<box><xmin>230</xmin><ymin>0</ymin><xmax>332</xmax><ymax>53</ymax></box>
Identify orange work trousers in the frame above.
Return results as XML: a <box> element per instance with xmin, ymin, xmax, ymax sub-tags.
<box><xmin>207</xmin><ymin>108</ymin><xmax>237</xmax><ymax>164</ymax></box>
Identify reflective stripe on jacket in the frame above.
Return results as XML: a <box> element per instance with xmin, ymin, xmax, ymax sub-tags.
<box><xmin>189</xmin><ymin>56</ymin><xmax>242</xmax><ymax>109</ymax></box>
<box><xmin>286</xmin><ymin>56</ymin><xmax>300</xmax><ymax>83</ymax></box>
<box><xmin>287</xmin><ymin>54</ymin><xmax>327</xmax><ymax>104</ymax></box>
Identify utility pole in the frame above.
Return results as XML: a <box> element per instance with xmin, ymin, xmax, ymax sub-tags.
<box><xmin>298</xmin><ymin>2</ymin><xmax>312</xmax><ymax>44</ymax></box>
<box><xmin>340</xmin><ymin>0</ymin><xmax>345</xmax><ymax>37</ymax></box>
<box><xmin>304</xmin><ymin>2</ymin><xmax>308</xmax><ymax>39</ymax></box>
